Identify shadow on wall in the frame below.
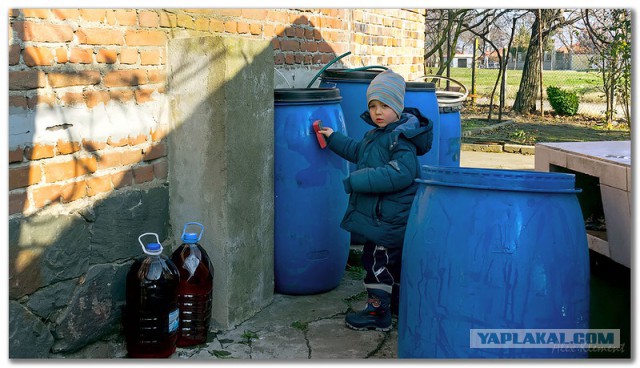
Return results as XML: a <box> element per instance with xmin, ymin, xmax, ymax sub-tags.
<box><xmin>8</xmin><ymin>14</ymin><xmax>339</xmax><ymax>358</ymax></box>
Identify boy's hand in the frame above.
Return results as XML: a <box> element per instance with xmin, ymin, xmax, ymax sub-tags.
<box><xmin>318</xmin><ymin>127</ymin><xmax>334</xmax><ymax>137</ymax></box>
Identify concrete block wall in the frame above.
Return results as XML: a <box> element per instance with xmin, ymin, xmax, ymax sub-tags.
<box><xmin>8</xmin><ymin>8</ymin><xmax>426</xmax><ymax>358</ymax></box>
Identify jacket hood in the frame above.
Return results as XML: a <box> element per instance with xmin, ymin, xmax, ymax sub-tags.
<box><xmin>360</xmin><ymin>107</ymin><xmax>434</xmax><ymax>156</ymax></box>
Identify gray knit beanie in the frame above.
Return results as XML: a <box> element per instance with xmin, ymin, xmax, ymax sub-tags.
<box><xmin>366</xmin><ymin>69</ymin><xmax>405</xmax><ymax>118</ymax></box>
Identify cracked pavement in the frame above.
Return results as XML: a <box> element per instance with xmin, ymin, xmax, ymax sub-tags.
<box><xmin>171</xmin><ymin>275</ymin><xmax>398</xmax><ymax>360</ymax></box>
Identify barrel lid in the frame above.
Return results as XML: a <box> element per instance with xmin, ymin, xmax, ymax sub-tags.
<box><xmin>182</xmin><ymin>232</ymin><xmax>198</xmax><ymax>244</ymax></box>
<box><xmin>274</xmin><ymin>88</ymin><xmax>342</xmax><ymax>103</ymax></box>
<box><xmin>417</xmin><ymin>165</ymin><xmax>580</xmax><ymax>193</ymax></box>
<box><xmin>320</xmin><ymin>68</ymin><xmax>383</xmax><ymax>82</ymax></box>
<box><xmin>406</xmin><ymin>82</ymin><xmax>436</xmax><ymax>91</ymax></box>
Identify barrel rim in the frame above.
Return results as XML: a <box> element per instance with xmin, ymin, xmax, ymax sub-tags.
<box><xmin>274</xmin><ymin>88</ymin><xmax>342</xmax><ymax>103</ymax></box>
<box><xmin>417</xmin><ymin>166</ymin><xmax>581</xmax><ymax>193</ymax></box>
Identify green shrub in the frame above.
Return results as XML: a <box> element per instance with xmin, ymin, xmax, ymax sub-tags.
<box><xmin>546</xmin><ymin>86</ymin><xmax>580</xmax><ymax>116</ymax></box>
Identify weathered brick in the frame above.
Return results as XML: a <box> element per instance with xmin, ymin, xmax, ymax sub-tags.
<box><xmin>97</xmin><ymin>151</ymin><xmax>121</xmax><ymax>169</ymax></box>
<box><xmin>128</xmin><ymin>133</ymin><xmax>147</xmax><ymax>146</ymax></box>
<box><xmin>109</xmin><ymin>89</ymin><xmax>134</xmax><ymax>103</ymax></box>
<box><xmin>125</xmin><ymin>30</ymin><xmax>166</xmax><ymax>46</ymax></box>
<box><xmin>48</xmin><ymin>70</ymin><xmax>100</xmax><ymax>88</ymax></box>
<box><xmin>195</xmin><ymin>18</ymin><xmax>209</xmax><ymax>31</ymax></box>
<box><xmin>84</xmin><ymin>90</ymin><xmax>110</xmax><ymax>108</ymax></box>
<box><xmin>69</xmin><ymin>48</ymin><xmax>93</xmax><ymax>64</ymax></box>
<box><xmin>241</xmin><ymin>9</ymin><xmax>268</xmax><ymax>20</ymax></box>
<box><xmin>210</xmin><ymin>19</ymin><xmax>224</xmax><ymax>33</ymax></box>
<box><xmin>76</xmin><ymin>28</ymin><xmax>124</xmax><ymax>45</ymax></box>
<box><xmin>9</xmin><ymin>147</ymin><xmax>24</xmax><ymax>163</ymax></box>
<box><xmin>55</xmin><ymin>47</ymin><xmax>68</xmax><ymax>63</ymax></box>
<box><xmin>9</xmin><ymin>191</ymin><xmax>28</xmax><ymax>215</ymax></box>
<box><xmin>96</xmin><ymin>49</ymin><xmax>117</xmax><ymax>63</ymax></box>
<box><xmin>111</xmin><ymin>169</ymin><xmax>133</xmax><ymax>189</ymax></box>
<box><xmin>86</xmin><ymin>175</ymin><xmax>112</xmax><ymax>196</ymax></box>
<box><xmin>60</xmin><ymin>92</ymin><xmax>85</xmax><ymax>106</ymax></box>
<box><xmin>10</xmin><ymin>70</ymin><xmax>46</xmax><ymax>90</ymax></box>
<box><xmin>82</xmin><ymin>139</ymin><xmax>107</xmax><ymax>152</ymax></box>
<box><xmin>79</xmin><ymin>9</ymin><xmax>107</xmax><ymax>22</ymax></box>
<box><xmin>147</xmin><ymin>69</ymin><xmax>165</xmax><ymax>84</ymax></box>
<box><xmin>107</xmin><ymin>136</ymin><xmax>129</xmax><ymax>147</ymax></box>
<box><xmin>224</xmin><ymin>21</ymin><xmax>237</xmax><ymax>33</ymax></box>
<box><xmin>44</xmin><ymin>157</ymin><xmax>97</xmax><ymax>182</ymax></box>
<box><xmin>237</xmin><ymin>22</ymin><xmax>250</xmax><ymax>34</ymax></box>
<box><xmin>115</xmin><ymin>9</ymin><xmax>137</xmax><ymax>26</ymax></box>
<box><xmin>140</xmin><ymin>49</ymin><xmax>161</xmax><ymax>65</ymax></box>
<box><xmin>27</xmin><ymin>93</ymin><xmax>56</xmax><ymax>109</ymax></box>
<box><xmin>134</xmin><ymin>88</ymin><xmax>154</xmax><ymax>104</ymax></box>
<box><xmin>119</xmin><ymin>48</ymin><xmax>138</xmax><ymax>64</ymax></box>
<box><xmin>14</xmin><ymin>21</ymin><xmax>74</xmax><ymax>42</ymax></box>
<box><xmin>24</xmin><ymin>144</ymin><xmax>55</xmax><ymax>160</ymax></box>
<box><xmin>52</xmin><ymin>9</ymin><xmax>80</xmax><ymax>20</ymax></box>
<box><xmin>133</xmin><ymin>165</ymin><xmax>154</xmax><ymax>183</ymax></box>
<box><xmin>9</xmin><ymin>96</ymin><xmax>28</xmax><ymax>109</ymax></box>
<box><xmin>104</xmin><ymin>70</ymin><xmax>147</xmax><ymax>87</ymax></box>
<box><xmin>177</xmin><ymin>13</ymin><xmax>195</xmax><ymax>29</ymax></box>
<box><xmin>159</xmin><ymin>12</ymin><xmax>177</xmax><ymax>28</ymax></box>
<box><xmin>9</xmin><ymin>44</ymin><xmax>21</xmax><ymax>65</ymax></box>
<box><xmin>23</xmin><ymin>46</ymin><xmax>54</xmax><ymax>66</ymax></box>
<box><xmin>153</xmin><ymin>160</ymin><xmax>168</xmax><ymax>180</ymax></box>
<box><xmin>56</xmin><ymin>140</ymin><xmax>81</xmax><ymax>155</ymax></box>
<box><xmin>31</xmin><ymin>183</ymin><xmax>63</xmax><ymax>208</ymax></box>
<box><xmin>22</xmin><ymin>9</ymin><xmax>51</xmax><ymax>19</ymax></box>
<box><xmin>150</xmin><ymin>126</ymin><xmax>168</xmax><ymax>142</ymax></box>
<box><xmin>9</xmin><ymin>164</ymin><xmax>42</xmax><ymax>189</ymax></box>
<box><xmin>143</xmin><ymin>142</ymin><xmax>166</xmax><ymax>161</ymax></box>
<box><xmin>120</xmin><ymin>149</ymin><xmax>143</xmax><ymax>166</ymax></box>
<box><xmin>139</xmin><ymin>11</ymin><xmax>160</xmax><ymax>27</ymax></box>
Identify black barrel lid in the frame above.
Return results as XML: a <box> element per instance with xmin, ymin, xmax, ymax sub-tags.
<box><xmin>274</xmin><ymin>88</ymin><xmax>342</xmax><ymax>103</ymax></box>
<box><xmin>320</xmin><ymin>68</ymin><xmax>383</xmax><ymax>82</ymax></box>
<box><xmin>406</xmin><ymin>82</ymin><xmax>436</xmax><ymax>91</ymax></box>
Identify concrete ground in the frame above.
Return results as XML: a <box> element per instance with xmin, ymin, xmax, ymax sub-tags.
<box><xmin>61</xmin><ymin>150</ymin><xmax>535</xmax><ymax>360</ymax></box>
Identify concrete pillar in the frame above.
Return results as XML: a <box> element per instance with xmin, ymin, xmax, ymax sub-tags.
<box><xmin>167</xmin><ymin>36</ymin><xmax>274</xmax><ymax>329</ymax></box>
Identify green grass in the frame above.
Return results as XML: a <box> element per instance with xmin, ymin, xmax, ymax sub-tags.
<box><xmin>442</xmin><ymin>68</ymin><xmax>604</xmax><ymax>103</ymax></box>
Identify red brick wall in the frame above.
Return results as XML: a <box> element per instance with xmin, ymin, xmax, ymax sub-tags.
<box><xmin>8</xmin><ymin>8</ymin><xmax>426</xmax><ymax>215</ymax></box>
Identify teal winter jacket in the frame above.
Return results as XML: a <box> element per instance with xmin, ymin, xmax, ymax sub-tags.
<box><xmin>325</xmin><ymin>107</ymin><xmax>433</xmax><ymax>247</ymax></box>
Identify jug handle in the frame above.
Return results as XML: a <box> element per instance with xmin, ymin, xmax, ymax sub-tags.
<box><xmin>138</xmin><ymin>232</ymin><xmax>161</xmax><ymax>254</ymax></box>
<box><xmin>182</xmin><ymin>222</ymin><xmax>204</xmax><ymax>242</ymax></box>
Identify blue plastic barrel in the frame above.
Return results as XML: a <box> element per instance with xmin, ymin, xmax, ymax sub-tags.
<box><xmin>273</xmin><ymin>88</ymin><xmax>350</xmax><ymax>295</ymax></box>
<box><xmin>438</xmin><ymin>99</ymin><xmax>462</xmax><ymax>167</ymax></box>
<box><xmin>405</xmin><ymin>82</ymin><xmax>440</xmax><ymax>166</ymax></box>
<box><xmin>319</xmin><ymin>68</ymin><xmax>383</xmax><ymax>143</ymax></box>
<box><xmin>398</xmin><ymin>166</ymin><xmax>590</xmax><ymax>358</ymax></box>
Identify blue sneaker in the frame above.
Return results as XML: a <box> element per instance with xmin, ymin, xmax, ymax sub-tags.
<box><xmin>345</xmin><ymin>289</ymin><xmax>392</xmax><ymax>331</ymax></box>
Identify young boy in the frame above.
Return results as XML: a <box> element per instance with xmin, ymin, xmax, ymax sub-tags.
<box><xmin>318</xmin><ymin>69</ymin><xmax>433</xmax><ymax>331</ymax></box>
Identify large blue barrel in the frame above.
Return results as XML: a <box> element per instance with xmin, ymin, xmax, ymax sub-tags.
<box><xmin>405</xmin><ymin>82</ymin><xmax>440</xmax><ymax>166</ymax></box>
<box><xmin>398</xmin><ymin>166</ymin><xmax>590</xmax><ymax>358</ymax></box>
<box><xmin>438</xmin><ymin>100</ymin><xmax>462</xmax><ymax>167</ymax></box>
<box><xmin>319</xmin><ymin>68</ymin><xmax>383</xmax><ymax>142</ymax></box>
<box><xmin>273</xmin><ymin>88</ymin><xmax>350</xmax><ymax>295</ymax></box>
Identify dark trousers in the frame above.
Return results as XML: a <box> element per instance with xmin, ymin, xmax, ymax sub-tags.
<box><xmin>362</xmin><ymin>241</ymin><xmax>402</xmax><ymax>296</ymax></box>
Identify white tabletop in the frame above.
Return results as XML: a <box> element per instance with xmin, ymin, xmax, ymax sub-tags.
<box><xmin>537</xmin><ymin>141</ymin><xmax>631</xmax><ymax>167</ymax></box>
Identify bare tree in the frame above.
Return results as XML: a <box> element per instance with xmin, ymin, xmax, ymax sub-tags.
<box><xmin>583</xmin><ymin>9</ymin><xmax>631</xmax><ymax>126</ymax></box>
<box><xmin>512</xmin><ymin>9</ymin><xmax>582</xmax><ymax>114</ymax></box>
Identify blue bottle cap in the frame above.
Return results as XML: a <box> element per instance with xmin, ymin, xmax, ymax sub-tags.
<box><xmin>146</xmin><ymin>242</ymin><xmax>162</xmax><ymax>251</ymax></box>
<box><xmin>182</xmin><ymin>232</ymin><xmax>198</xmax><ymax>244</ymax></box>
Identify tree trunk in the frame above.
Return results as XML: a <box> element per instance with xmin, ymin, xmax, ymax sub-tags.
<box><xmin>513</xmin><ymin>10</ymin><xmax>558</xmax><ymax>114</ymax></box>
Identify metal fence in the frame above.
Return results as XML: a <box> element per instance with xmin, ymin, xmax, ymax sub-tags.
<box><xmin>443</xmin><ymin>67</ymin><xmax>615</xmax><ymax>118</ymax></box>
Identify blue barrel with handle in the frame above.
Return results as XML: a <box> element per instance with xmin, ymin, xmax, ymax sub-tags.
<box><xmin>273</xmin><ymin>88</ymin><xmax>350</xmax><ymax>295</ymax></box>
<box><xmin>438</xmin><ymin>96</ymin><xmax>463</xmax><ymax>167</ymax></box>
<box><xmin>398</xmin><ymin>166</ymin><xmax>590</xmax><ymax>358</ymax></box>
<box><xmin>404</xmin><ymin>81</ymin><xmax>440</xmax><ymax>166</ymax></box>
